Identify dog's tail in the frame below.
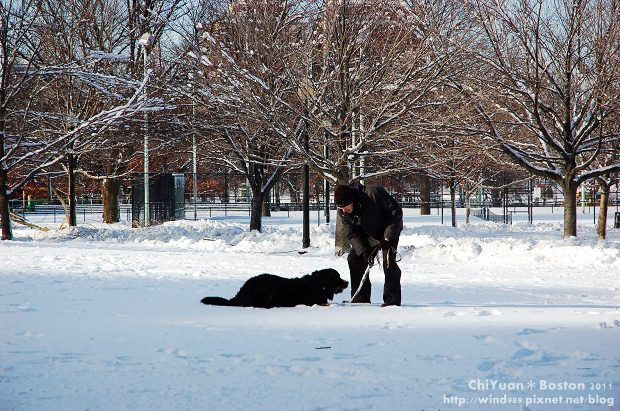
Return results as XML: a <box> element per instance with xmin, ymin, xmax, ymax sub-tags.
<box><xmin>200</xmin><ymin>296</ymin><xmax>232</xmax><ymax>306</ymax></box>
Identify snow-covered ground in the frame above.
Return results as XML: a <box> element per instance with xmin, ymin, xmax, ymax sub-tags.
<box><xmin>1</xmin><ymin>208</ymin><xmax>619</xmax><ymax>410</ymax></box>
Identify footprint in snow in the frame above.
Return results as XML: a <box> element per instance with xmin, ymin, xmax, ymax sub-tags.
<box><xmin>4</xmin><ymin>304</ymin><xmax>37</xmax><ymax>313</ymax></box>
<box><xmin>473</xmin><ymin>334</ymin><xmax>497</xmax><ymax>343</ymax></box>
<box><xmin>477</xmin><ymin>309</ymin><xmax>503</xmax><ymax>316</ymax></box>
<box><xmin>443</xmin><ymin>310</ymin><xmax>466</xmax><ymax>317</ymax></box>
<box><xmin>477</xmin><ymin>360</ymin><xmax>498</xmax><ymax>371</ymax></box>
<box><xmin>15</xmin><ymin>331</ymin><xmax>43</xmax><ymax>338</ymax></box>
<box><xmin>599</xmin><ymin>321</ymin><xmax>620</xmax><ymax>328</ymax></box>
<box><xmin>512</xmin><ymin>347</ymin><xmax>536</xmax><ymax>360</ymax></box>
<box><xmin>382</xmin><ymin>322</ymin><xmax>406</xmax><ymax>329</ymax></box>
<box><xmin>518</xmin><ymin>328</ymin><xmax>546</xmax><ymax>335</ymax></box>
<box><xmin>159</xmin><ymin>347</ymin><xmax>190</xmax><ymax>358</ymax></box>
<box><xmin>292</xmin><ymin>356</ymin><xmax>321</xmax><ymax>362</ymax></box>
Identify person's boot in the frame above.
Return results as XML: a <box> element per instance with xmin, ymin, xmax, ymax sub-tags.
<box><xmin>381</xmin><ymin>302</ymin><xmax>400</xmax><ymax>307</ymax></box>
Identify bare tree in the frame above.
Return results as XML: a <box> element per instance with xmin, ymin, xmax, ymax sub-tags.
<box><xmin>287</xmin><ymin>1</ymin><xmax>453</xmax><ymax>179</ymax></box>
<box><xmin>425</xmin><ymin>134</ymin><xmax>501</xmax><ymax>227</ymax></box>
<box><xmin>0</xmin><ymin>0</ymin><xmax>162</xmax><ymax>239</ymax></box>
<box><xmin>0</xmin><ymin>0</ymin><xmax>41</xmax><ymax>239</ymax></box>
<box><xmin>413</xmin><ymin>81</ymin><xmax>511</xmax><ymax>225</ymax></box>
<box><xmin>595</xmin><ymin>114</ymin><xmax>620</xmax><ymax>240</ymax></box>
<box><xmin>29</xmin><ymin>0</ymin><xmax>179</xmax><ymax>226</ymax></box>
<box><xmin>455</xmin><ymin>0</ymin><xmax>620</xmax><ymax>238</ymax></box>
<box><xmin>31</xmin><ymin>0</ymin><xmax>128</xmax><ymax>225</ymax></box>
<box><xmin>217</xmin><ymin>0</ymin><xmax>461</xmax><ymax>252</ymax></box>
<box><xmin>102</xmin><ymin>0</ymin><xmax>186</xmax><ymax>222</ymax></box>
<box><xmin>191</xmin><ymin>1</ymin><xmax>301</xmax><ymax>232</ymax></box>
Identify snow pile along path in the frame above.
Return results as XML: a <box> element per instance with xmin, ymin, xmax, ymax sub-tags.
<box><xmin>24</xmin><ymin>219</ymin><xmax>338</xmax><ymax>255</ymax></box>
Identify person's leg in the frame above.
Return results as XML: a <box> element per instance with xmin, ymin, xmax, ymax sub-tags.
<box><xmin>382</xmin><ymin>246</ymin><xmax>401</xmax><ymax>306</ymax></box>
<box><xmin>348</xmin><ymin>249</ymin><xmax>371</xmax><ymax>303</ymax></box>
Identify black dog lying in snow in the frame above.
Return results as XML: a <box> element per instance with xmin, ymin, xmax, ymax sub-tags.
<box><xmin>200</xmin><ymin>268</ymin><xmax>349</xmax><ymax>308</ymax></box>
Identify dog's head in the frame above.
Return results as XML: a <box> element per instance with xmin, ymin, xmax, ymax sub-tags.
<box><xmin>312</xmin><ymin>268</ymin><xmax>349</xmax><ymax>301</ymax></box>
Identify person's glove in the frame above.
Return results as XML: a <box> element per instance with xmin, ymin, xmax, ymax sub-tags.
<box><xmin>380</xmin><ymin>238</ymin><xmax>396</xmax><ymax>251</ymax></box>
<box><xmin>381</xmin><ymin>239</ymin><xmax>398</xmax><ymax>268</ymax></box>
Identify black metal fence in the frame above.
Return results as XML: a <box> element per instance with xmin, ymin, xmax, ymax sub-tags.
<box><xmin>472</xmin><ymin>207</ymin><xmax>513</xmax><ymax>224</ymax></box>
<box><xmin>10</xmin><ymin>198</ymin><xmax>618</xmax><ymax>229</ymax></box>
<box><xmin>7</xmin><ymin>171</ymin><xmax>620</xmax><ymax>227</ymax></box>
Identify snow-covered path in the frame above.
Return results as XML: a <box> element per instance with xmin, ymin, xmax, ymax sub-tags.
<box><xmin>1</xmin><ymin>210</ymin><xmax>619</xmax><ymax>410</ymax></box>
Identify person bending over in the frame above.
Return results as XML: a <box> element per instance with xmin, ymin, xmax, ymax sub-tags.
<box><xmin>335</xmin><ymin>182</ymin><xmax>403</xmax><ymax>307</ymax></box>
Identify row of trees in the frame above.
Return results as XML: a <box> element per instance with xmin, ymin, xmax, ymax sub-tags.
<box><xmin>1</xmin><ymin>0</ymin><xmax>184</xmax><ymax>240</ymax></box>
<box><xmin>1</xmin><ymin>0</ymin><xmax>619</xmax><ymax>246</ymax></box>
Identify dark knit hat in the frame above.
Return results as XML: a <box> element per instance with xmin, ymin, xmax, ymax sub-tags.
<box><xmin>334</xmin><ymin>185</ymin><xmax>356</xmax><ymax>207</ymax></box>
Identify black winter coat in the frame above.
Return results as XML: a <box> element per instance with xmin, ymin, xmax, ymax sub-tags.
<box><xmin>337</xmin><ymin>184</ymin><xmax>403</xmax><ymax>255</ymax></box>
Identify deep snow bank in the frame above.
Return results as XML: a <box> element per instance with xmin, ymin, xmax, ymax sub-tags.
<box><xmin>14</xmin><ymin>218</ymin><xmax>620</xmax><ymax>273</ymax></box>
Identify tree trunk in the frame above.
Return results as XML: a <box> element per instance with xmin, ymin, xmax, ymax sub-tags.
<box><xmin>323</xmin><ymin>179</ymin><xmax>330</xmax><ymax>224</ymax></box>
<box><xmin>597</xmin><ymin>182</ymin><xmax>610</xmax><ymax>240</ymax></box>
<box><xmin>562</xmin><ymin>180</ymin><xmax>578</xmax><ymax>238</ymax></box>
<box><xmin>247</xmin><ymin>163</ymin><xmax>285</xmax><ymax>232</ymax></box>
<box><xmin>1</xmin><ymin>92</ymin><xmax>12</xmax><ymax>239</ymax></box>
<box><xmin>223</xmin><ymin>171</ymin><xmax>229</xmax><ymax>203</ymax></box>
<box><xmin>418</xmin><ymin>173</ymin><xmax>431</xmax><ymax>215</ymax></box>
<box><xmin>334</xmin><ymin>179</ymin><xmax>351</xmax><ymax>256</ymax></box>
<box><xmin>68</xmin><ymin>151</ymin><xmax>77</xmax><ymax>227</ymax></box>
<box><xmin>450</xmin><ymin>182</ymin><xmax>457</xmax><ymax>227</ymax></box>
<box><xmin>465</xmin><ymin>190</ymin><xmax>471</xmax><ymax>224</ymax></box>
<box><xmin>261</xmin><ymin>189</ymin><xmax>271</xmax><ymax>217</ymax></box>
<box><xmin>302</xmin><ymin>157</ymin><xmax>310</xmax><ymax>249</ymax></box>
<box><xmin>335</xmin><ymin>214</ymin><xmax>351</xmax><ymax>256</ymax></box>
<box><xmin>250</xmin><ymin>188</ymin><xmax>263</xmax><ymax>232</ymax></box>
<box><xmin>286</xmin><ymin>175</ymin><xmax>300</xmax><ymax>203</ymax></box>
<box><xmin>0</xmin><ymin>167</ymin><xmax>12</xmax><ymax>240</ymax></box>
<box><xmin>102</xmin><ymin>178</ymin><xmax>121</xmax><ymax>223</ymax></box>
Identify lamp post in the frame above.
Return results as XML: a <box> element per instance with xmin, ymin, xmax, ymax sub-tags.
<box><xmin>323</xmin><ymin>144</ymin><xmax>329</xmax><ymax>225</ymax></box>
<box><xmin>302</xmin><ymin>128</ymin><xmax>310</xmax><ymax>248</ymax></box>
<box><xmin>190</xmin><ymin>77</ymin><xmax>198</xmax><ymax>221</ymax></box>
<box><xmin>297</xmin><ymin>76</ymin><xmax>313</xmax><ymax>248</ymax></box>
<box><xmin>139</xmin><ymin>33</ymin><xmax>154</xmax><ymax>226</ymax></box>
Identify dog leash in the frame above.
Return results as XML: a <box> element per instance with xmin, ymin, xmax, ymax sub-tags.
<box><xmin>349</xmin><ymin>244</ymin><xmax>381</xmax><ymax>303</ymax></box>
<box><xmin>350</xmin><ymin>264</ymin><xmax>372</xmax><ymax>303</ymax></box>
